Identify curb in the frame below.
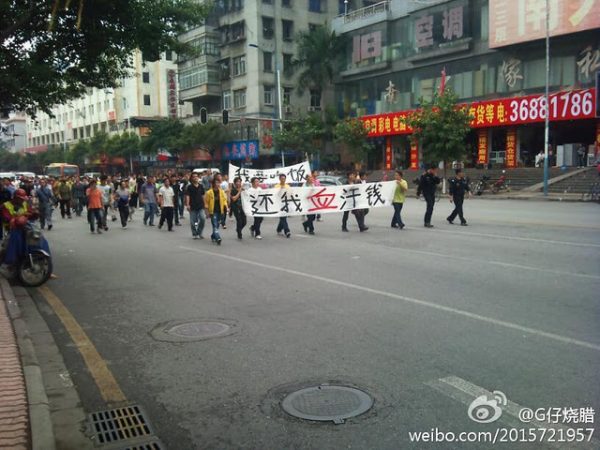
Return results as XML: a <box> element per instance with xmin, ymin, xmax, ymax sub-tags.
<box><xmin>0</xmin><ymin>278</ymin><xmax>56</xmax><ymax>450</ymax></box>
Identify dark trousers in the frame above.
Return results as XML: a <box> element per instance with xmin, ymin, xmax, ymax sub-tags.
<box><xmin>88</xmin><ymin>208</ymin><xmax>103</xmax><ymax>231</ymax></box>
<box><xmin>251</xmin><ymin>217</ymin><xmax>263</xmax><ymax>236</ymax></box>
<box><xmin>118</xmin><ymin>205</ymin><xmax>129</xmax><ymax>227</ymax></box>
<box><xmin>59</xmin><ymin>199</ymin><xmax>71</xmax><ymax>218</ymax></box>
<box><xmin>352</xmin><ymin>209</ymin><xmax>366</xmax><ymax>230</ymax></box>
<box><xmin>448</xmin><ymin>197</ymin><xmax>466</xmax><ymax>223</ymax></box>
<box><xmin>424</xmin><ymin>195</ymin><xmax>435</xmax><ymax>225</ymax></box>
<box><xmin>391</xmin><ymin>202</ymin><xmax>404</xmax><ymax>227</ymax></box>
<box><xmin>173</xmin><ymin>197</ymin><xmax>180</xmax><ymax>224</ymax></box>
<box><xmin>303</xmin><ymin>214</ymin><xmax>316</xmax><ymax>232</ymax></box>
<box><xmin>343</xmin><ymin>210</ymin><xmax>366</xmax><ymax>230</ymax></box>
<box><xmin>277</xmin><ymin>217</ymin><xmax>290</xmax><ymax>234</ymax></box>
<box><xmin>159</xmin><ymin>206</ymin><xmax>174</xmax><ymax>230</ymax></box>
<box><xmin>233</xmin><ymin>207</ymin><xmax>246</xmax><ymax>235</ymax></box>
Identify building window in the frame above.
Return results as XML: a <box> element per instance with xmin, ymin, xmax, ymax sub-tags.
<box><xmin>89</xmin><ymin>105</ymin><xmax>94</xmax><ymax>116</ymax></box>
<box><xmin>223</xmin><ymin>91</ymin><xmax>232</xmax><ymax>110</ymax></box>
<box><xmin>222</xmin><ymin>20</ymin><xmax>246</xmax><ymax>44</ymax></box>
<box><xmin>263</xmin><ymin>0</ymin><xmax>272</xmax><ymax>3</ymax></box>
<box><xmin>282</xmin><ymin>0</ymin><xmax>292</xmax><ymax>7</ymax></box>
<box><xmin>283</xmin><ymin>87</ymin><xmax>293</xmax><ymax>105</ymax></box>
<box><xmin>264</xmin><ymin>85</ymin><xmax>274</xmax><ymax>105</ymax></box>
<box><xmin>309</xmin><ymin>89</ymin><xmax>321</xmax><ymax>108</ymax></box>
<box><xmin>283</xmin><ymin>53</ymin><xmax>294</xmax><ymax>77</ymax></box>
<box><xmin>233</xmin><ymin>89</ymin><xmax>246</xmax><ymax>108</ymax></box>
<box><xmin>165</xmin><ymin>50</ymin><xmax>173</xmax><ymax>61</ymax></box>
<box><xmin>263</xmin><ymin>51</ymin><xmax>273</xmax><ymax>72</ymax></box>
<box><xmin>142</xmin><ymin>72</ymin><xmax>150</xmax><ymax>83</ymax></box>
<box><xmin>263</xmin><ymin>17</ymin><xmax>274</xmax><ymax>39</ymax></box>
<box><xmin>232</xmin><ymin>55</ymin><xmax>246</xmax><ymax>76</ymax></box>
<box><xmin>104</xmin><ymin>100</ymin><xmax>109</xmax><ymax>111</ymax></box>
<box><xmin>144</xmin><ymin>95</ymin><xmax>151</xmax><ymax>106</ymax></box>
<box><xmin>308</xmin><ymin>0</ymin><xmax>322</xmax><ymax>13</ymax></box>
<box><xmin>282</xmin><ymin>20</ymin><xmax>294</xmax><ymax>41</ymax></box>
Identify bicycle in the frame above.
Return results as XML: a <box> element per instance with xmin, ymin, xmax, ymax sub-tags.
<box><xmin>582</xmin><ymin>182</ymin><xmax>600</xmax><ymax>202</ymax></box>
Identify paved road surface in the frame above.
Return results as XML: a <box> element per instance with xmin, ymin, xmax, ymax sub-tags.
<box><xmin>28</xmin><ymin>198</ymin><xmax>600</xmax><ymax>449</ymax></box>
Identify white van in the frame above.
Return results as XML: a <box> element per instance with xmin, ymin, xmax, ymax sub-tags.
<box><xmin>192</xmin><ymin>167</ymin><xmax>220</xmax><ymax>175</ymax></box>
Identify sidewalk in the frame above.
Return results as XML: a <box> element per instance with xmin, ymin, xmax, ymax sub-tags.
<box><xmin>0</xmin><ymin>281</ymin><xmax>29</xmax><ymax>450</ymax></box>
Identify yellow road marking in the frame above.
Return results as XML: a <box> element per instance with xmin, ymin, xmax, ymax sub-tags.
<box><xmin>38</xmin><ymin>286</ymin><xmax>126</xmax><ymax>404</ymax></box>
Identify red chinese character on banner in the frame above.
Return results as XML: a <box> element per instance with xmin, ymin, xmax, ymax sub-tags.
<box><xmin>307</xmin><ymin>188</ymin><xmax>338</xmax><ymax>212</ymax></box>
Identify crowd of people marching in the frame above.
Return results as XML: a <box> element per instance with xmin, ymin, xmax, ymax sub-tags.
<box><xmin>0</xmin><ymin>165</ymin><xmax>473</xmax><ymax>245</ymax></box>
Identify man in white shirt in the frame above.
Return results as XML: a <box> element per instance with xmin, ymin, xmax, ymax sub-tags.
<box><xmin>158</xmin><ymin>177</ymin><xmax>175</xmax><ymax>231</ymax></box>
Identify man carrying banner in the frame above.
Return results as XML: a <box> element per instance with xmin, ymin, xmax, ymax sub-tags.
<box><xmin>302</xmin><ymin>175</ymin><xmax>317</xmax><ymax>235</ymax></box>
<box><xmin>341</xmin><ymin>171</ymin><xmax>368</xmax><ymax>232</ymax></box>
<box><xmin>248</xmin><ymin>177</ymin><xmax>263</xmax><ymax>240</ymax></box>
<box><xmin>275</xmin><ymin>174</ymin><xmax>291</xmax><ymax>238</ymax></box>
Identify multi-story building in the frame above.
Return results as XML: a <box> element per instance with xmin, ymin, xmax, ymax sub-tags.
<box><xmin>26</xmin><ymin>51</ymin><xmax>188</xmax><ymax>155</ymax></box>
<box><xmin>178</xmin><ymin>0</ymin><xmax>343</xmax><ymax>164</ymax></box>
<box><xmin>0</xmin><ymin>112</ymin><xmax>27</xmax><ymax>153</ymax></box>
<box><xmin>333</xmin><ymin>0</ymin><xmax>600</xmax><ymax>169</ymax></box>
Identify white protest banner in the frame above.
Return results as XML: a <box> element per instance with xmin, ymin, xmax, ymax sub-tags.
<box><xmin>241</xmin><ymin>181</ymin><xmax>397</xmax><ymax>218</ymax></box>
<box><xmin>229</xmin><ymin>161</ymin><xmax>311</xmax><ymax>185</ymax></box>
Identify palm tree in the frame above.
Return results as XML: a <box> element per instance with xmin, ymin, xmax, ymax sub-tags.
<box><xmin>293</xmin><ymin>25</ymin><xmax>347</xmax><ymax>101</ymax></box>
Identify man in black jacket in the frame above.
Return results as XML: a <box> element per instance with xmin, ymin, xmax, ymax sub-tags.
<box><xmin>417</xmin><ymin>165</ymin><xmax>441</xmax><ymax>228</ymax></box>
<box><xmin>447</xmin><ymin>168</ymin><xmax>471</xmax><ymax>226</ymax></box>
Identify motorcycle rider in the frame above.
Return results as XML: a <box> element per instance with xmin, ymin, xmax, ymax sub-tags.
<box><xmin>0</xmin><ymin>189</ymin><xmax>41</xmax><ymax>267</ymax></box>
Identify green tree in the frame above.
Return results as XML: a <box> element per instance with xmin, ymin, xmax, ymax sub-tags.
<box><xmin>404</xmin><ymin>89</ymin><xmax>472</xmax><ymax>168</ymax></box>
<box><xmin>293</xmin><ymin>25</ymin><xmax>347</xmax><ymax>101</ymax></box>
<box><xmin>1</xmin><ymin>0</ymin><xmax>210</xmax><ymax>115</ymax></box>
<box><xmin>87</xmin><ymin>131</ymin><xmax>110</xmax><ymax>160</ymax></box>
<box><xmin>179</xmin><ymin>121</ymin><xmax>232</xmax><ymax>159</ymax></box>
<box><xmin>141</xmin><ymin>119</ymin><xmax>185</xmax><ymax>155</ymax></box>
<box><xmin>106</xmin><ymin>132</ymin><xmax>140</xmax><ymax>159</ymax></box>
<box><xmin>68</xmin><ymin>140</ymin><xmax>92</xmax><ymax>166</ymax></box>
<box><xmin>273</xmin><ymin>113</ymin><xmax>326</xmax><ymax>156</ymax></box>
<box><xmin>334</xmin><ymin>118</ymin><xmax>374</xmax><ymax>165</ymax></box>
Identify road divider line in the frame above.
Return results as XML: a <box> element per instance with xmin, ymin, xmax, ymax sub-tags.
<box><xmin>180</xmin><ymin>246</ymin><xmax>600</xmax><ymax>352</ymax></box>
<box><xmin>386</xmin><ymin>247</ymin><xmax>600</xmax><ymax>280</ymax></box>
<box><xmin>38</xmin><ymin>286</ymin><xmax>126</xmax><ymax>404</ymax></box>
<box><xmin>404</xmin><ymin>227</ymin><xmax>600</xmax><ymax>248</ymax></box>
<box><xmin>426</xmin><ymin>376</ymin><xmax>599</xmax><ymax>449</ymax></box>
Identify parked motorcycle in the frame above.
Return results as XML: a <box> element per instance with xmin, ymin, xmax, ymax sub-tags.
<box><xmin>0</xmin><ymin>220</ymin><xmax>53</xmax><ymax>287</ymax></box>
<box><xmin>473</xmin><ymin>175</ymin><xmax>491</xmax><ymax>196</ymax></box>
<box><xmin>491</xmin><ymin>172</ymin><xmax>510</xmax><ymax>194</ymax></box>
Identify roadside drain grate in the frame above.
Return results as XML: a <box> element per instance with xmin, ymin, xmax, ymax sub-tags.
<box><xmin>116</xmin><ymin>439</ymin><xmax>164</xmax><ymax>450</ymax></box>
<box><xmin>281</xmin><ymin>385</ymin><xmax>373</xmax><ymax>424</ymax></box>
<box><xmin>88</xmin><ymin>405</ymin><xmax>154</xmax><ymax>446</ymax></box>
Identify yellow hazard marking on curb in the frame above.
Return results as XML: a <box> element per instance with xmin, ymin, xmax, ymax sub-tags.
<box><xmin>38</xmin><ymin>285</ymin><xmax>126</xmax><ymax>404</ymax></box>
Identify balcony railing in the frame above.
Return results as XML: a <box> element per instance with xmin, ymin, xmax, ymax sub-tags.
<box><xmin>339</xmin><ymin>1</ymin><xmax>390</xmax><ymax>24</ymax></box>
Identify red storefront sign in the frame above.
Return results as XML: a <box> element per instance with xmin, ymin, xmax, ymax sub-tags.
<box><xmin>385</xmin><ymin>137</ymin><xmax>392</xmax><ymax>170</ymax></box>
<box><xmin>505</xmin><ymin>128</ymin><xmax>517</xmax><ymax>168</ymax></box>
<box><xmin>596</xmin><ymin>121</ymin><xmax>600</xmax><ymax>156</ymax></box>
<box><xmin>410</xmin><ymin>141</ymin><xmax>419</xmax><ymax>169</ymax></box>
<box><xmin>361</xmin><ymin>89</ymin><xmax>597</xmax><ymax>138</ymax></box>
<box><xmin>477</xmin><ymin>130</ymin><xmax>488</xmax><ymax>165</ymax></box>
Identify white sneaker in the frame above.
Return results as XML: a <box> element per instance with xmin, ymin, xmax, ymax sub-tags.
<box><xmin>193</xmin><ymin>235</ymin><xmax>199</xmax><ymax>240</ymax></box>
<box><xmin>255</xmin><ymin>235</ymin><xmax>262</xmax><ymax>240</ymax></box>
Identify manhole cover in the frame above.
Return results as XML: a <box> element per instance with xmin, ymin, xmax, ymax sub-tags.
<box><xmin>150</xmin><ymin>319</ymin><xmax>237</xmax><ymax>342</ymax></box>
<box><xmin>281</xmin><ymin>385</ymin><xmax>373</xmax><ymax>424</ymax></box>
<box><xmin>168</xmin><ymin>321</ymin><xmax>230</xmax><ymax>338</ymax></box>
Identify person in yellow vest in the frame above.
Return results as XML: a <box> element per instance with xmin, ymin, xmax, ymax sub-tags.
<box><xmin>391</xmin><ymin>170</ymin><xmax>408</xmax><ymax>229</ymax></box>
<box><xmin>0</xmin><ymin>189</ymin><xmax>39</xmax><ymax>266</ymax></box>
<box><xmin>204</xmin><ymin>178</ymin><xmax>228</xmax><ymax>245</ymax></box>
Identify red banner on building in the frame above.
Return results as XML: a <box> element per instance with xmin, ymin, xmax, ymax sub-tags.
<box><xmin>167</xmin><ymin>69</ymin><xmax>178</xmax><ymax>119</ymax></box>
<box><xmin>477</xmin><ymin>130</ymin><xmax>488</xmax><ymax>165</ymax></box>
<box><xmin>385</xmin><ymin>137</ymin><xmax>392</xmax><ymax>170</ymax></box>
<box><xmin>361</xmin><ymin>89</ymin><xmax>597</xmax><ymax>137</ymax></box>
<box><xmin>505</xmin><ymin>128</ymin><xmax>517</xmax><ymax>168</ymax></box>
<box><xmin>410</xmin><ymin>141</ymin><xmax>419</xmax><ymax>169</ymax></box>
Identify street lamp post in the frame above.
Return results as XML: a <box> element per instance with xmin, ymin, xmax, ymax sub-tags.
<box><xmin>250</xmin><ymin>42</ymin><xmax>284</xmax><ymax>167</ymax></box>
<box><xmin>543</xmin><ymin>0</ymin><xmax>550</xmax><ymax>196</ymax></box>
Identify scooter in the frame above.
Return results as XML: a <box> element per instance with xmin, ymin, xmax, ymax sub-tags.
<box><xmin>0</xmin><ymin>221</ymin><xmax>53</xmax><ymax>287</ymax></box>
